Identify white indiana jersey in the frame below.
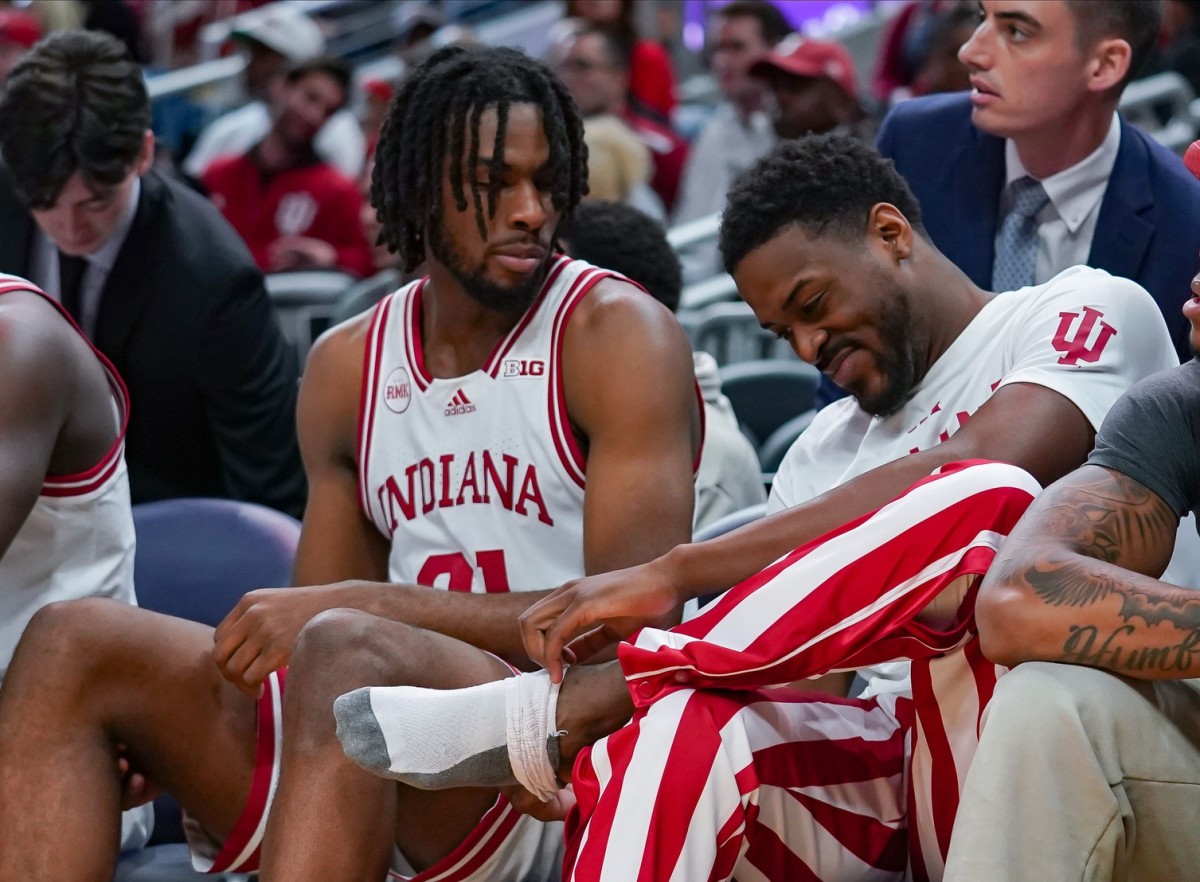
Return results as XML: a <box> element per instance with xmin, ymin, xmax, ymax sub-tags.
<box><xmin>358</xmin><ymin>256</ymin><xmax>618</xmax><ymax>592</ymax></box>
<box><xmin>0</xmin><ymin>274</ymin><xmax>136</xmax><ymax>683</ymax></box>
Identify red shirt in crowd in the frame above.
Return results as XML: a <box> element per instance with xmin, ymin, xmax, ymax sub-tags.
<box><xmin>202</xmin><ymin>149</ymin><xmax>375</xmax><ymax>278</ymax></box>
<box><xmin>620</xmin><ymin>106</ymin><xmax>689</xmax><ymax>212</ymax></box>
<box><xmin>629</xmin><ymin>39</ymin><xmax>677</xmax><ymax>119</ymax></box>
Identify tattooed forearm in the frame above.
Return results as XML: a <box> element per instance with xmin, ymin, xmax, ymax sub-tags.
<box><xmin>1060</xmin><ymin>624</ymin><xmax>1200</xmax><ymax>674</ymax></box>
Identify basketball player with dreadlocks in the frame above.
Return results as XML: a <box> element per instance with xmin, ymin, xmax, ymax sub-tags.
<box><xmin>0</xmin><ymin>45</ymin><xmax>701</xmax><ymax>881</ymax></box>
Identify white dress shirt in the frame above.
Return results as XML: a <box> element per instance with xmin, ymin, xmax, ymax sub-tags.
<box><xmin>1000</xmin><ymin>112</ymin><xmax>1121</xmax><ymax>284</ymax></box>
<box><xmin>30</xmin><ymin>177</ymin><xmax>141</xmax><ymax>339</ymax></box>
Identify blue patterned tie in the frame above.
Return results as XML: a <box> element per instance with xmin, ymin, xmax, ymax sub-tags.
<box><xmin>991</xmin><ymin>176</ymin><xmax>1050</xmax><ymax>293</ymax></box>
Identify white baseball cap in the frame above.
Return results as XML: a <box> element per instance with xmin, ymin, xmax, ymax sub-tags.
<box><xmin>231</xmin><ymin>4</ymin><xmax>325</xmax><ymax>61</ymax></box>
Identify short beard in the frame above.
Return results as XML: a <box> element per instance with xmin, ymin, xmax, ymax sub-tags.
<box><xmin>856</xmin><ymin>288</ymin><xmax>921</xmax><ymax>418</ymax></box>
<box><xmin>428</xmin><ymin>215</ymin><xmax>546</xmax><ymax>316</ymax></box>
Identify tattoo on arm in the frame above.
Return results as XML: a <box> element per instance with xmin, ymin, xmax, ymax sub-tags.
<box><xmin>1008</xmin><ymin>470</ymin><xmax>1200</xmax><ymax>673</ymax></box>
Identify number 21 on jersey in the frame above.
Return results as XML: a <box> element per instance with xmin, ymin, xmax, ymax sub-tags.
<box><xmin>418</xmin><ymin>549</ymin><xmax>511</xmax><ymax>592</ymax></box>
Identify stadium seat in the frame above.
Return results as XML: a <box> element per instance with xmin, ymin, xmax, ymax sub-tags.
<box><xmin>758</xmin><ymin>409</ymin><xmax>819</xmax><ymax>474</ymax></box>
<box><xmin>113</xmin><ymin>498</ymin><xmax>301</xmax><ymax>882</ymax></box>
<box><xmin>265</xmin><ymin>269</ymin><xmax>356</xmax><ymax>362</ymax></box>
<box><xmin>718</xmin><ymin>359</ymin><xmax>820</xmax><ymax>455</ymax></box>
<box><xmin>688</xmin><ymin>301</ymin><xmax>795</xmax><ymax>365</ymax></box>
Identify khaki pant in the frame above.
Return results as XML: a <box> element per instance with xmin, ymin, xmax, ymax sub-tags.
<box><xmin>945</xmin><ymin>663</ymin><xmax>1200</xmax><ymax>882</ymax></box>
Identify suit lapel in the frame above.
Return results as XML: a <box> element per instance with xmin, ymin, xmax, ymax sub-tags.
<box><xmin>1089</xmin><ymin>119</ymin><xmax>1153</xmax><ymax>282</ymax></box>
<box><xmin>949</xmin><ymin>128</ymin><xmax>1005</xmax><ymax>289</ymax></box>
<box><xmin>95</xmin><ymin>174</ymin><xmax>162</xmax><ymax>358</ymax></box>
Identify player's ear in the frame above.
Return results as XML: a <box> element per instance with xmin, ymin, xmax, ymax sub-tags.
<box><xmin>868</xmin><ymin>203</ymin><xmax>913</xmax><ymax>263</ymax></box>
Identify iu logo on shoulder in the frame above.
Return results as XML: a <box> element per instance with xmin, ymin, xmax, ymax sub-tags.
<box><xmin>383</xmin><ymin>367</ymin><xmax>411</xmax><ymax>414</ymax></box>
<box><xmin>1052</xmin><ymin>307</ymin><xmax>1117</xmax><ymax>366</ymax></box>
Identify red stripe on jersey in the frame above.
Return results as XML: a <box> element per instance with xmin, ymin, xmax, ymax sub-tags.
<box><xmin>392</xmin><ymin>798</ymin><xmax>522</xmax><ymax>882</ymax></box>
<box><xmin>740</xmin><ymin>819</ymin><xmax>825</xmax><ymax>882</ymax></box>
<box><xmin>208</xmin><ymin>669</ymin><xmax>287</xmax><ymax>873</ymax></box>
<box><xmin>619</xmin><ymin>467</ymin><xmax>1037</xmax><ymax>702</ymax></box>
<box><xmin>357</xmin><ymin>293</ymin><xmax>396</xmax><ymax>520</ymax></box>
<box><xmin>911</xmin><ymin>660</ymin><xmax>959</xmax><ymax>864</ymax></box>
<box><xmin>484</xmin><ymin>255</ymin><xmax>571</xmax><ymax>377</ymax></box>
<box><xmin>0</xmin><ymin>279</ymin><xmax>132</xmax><ymax>497</ymax></box>
<box><xmin>637</xmin><ymin>691</ymin><xmax>746</xmax><ymax>881</ymax></box>
<box><xmin>406</xmin><ymin>279</ymin><xmax>432</xmax><ymax>392</ymax></box>
<box><xmin>548</xmin><ymin>267</ymin><xmax>622</xmax><ymax>488</ymax></box>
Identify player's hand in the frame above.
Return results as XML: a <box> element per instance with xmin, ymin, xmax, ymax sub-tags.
<box><xmin>212</xmin><ymin>585</ymin><xmax>346</xmax><ymax>696</ymax></box>
<box><xmin>519</xmin><ymin>560</ymin><xmax>682</xmax><ymax>683</ymax></box>
<box><xmin>267</xmin><ymin>236</ymin><xmax>337</xmax><ymax>271</ymax></box>
<box><xmin>504</xmin><ymin>784</ymin><xmax>576</xmax><ymax>822</ymax></box>
<box><xmin>117</xmin><ymin>745</ymin><xmax>162</xmax><ymax>810</ymax></box>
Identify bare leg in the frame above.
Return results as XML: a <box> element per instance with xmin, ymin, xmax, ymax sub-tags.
<box><xmin>0</xmin><ymin>598</ymin><xmax>257</xmax><ymax>881</ymax></box>
<box><xmin>554</xmin><ymin>662</ymin><xmax>634</xmax><ymax>779</ymax></box>
<box><xmin>259</xmin><ymin>609</ymin><xmax>516</xmax><ymax>880</ymax></box>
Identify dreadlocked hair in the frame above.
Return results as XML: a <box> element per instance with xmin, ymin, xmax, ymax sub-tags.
<box><xmin>371</xmin><ymin>44</ymin><xmax>589</xmax><ymax>273</ymax></box>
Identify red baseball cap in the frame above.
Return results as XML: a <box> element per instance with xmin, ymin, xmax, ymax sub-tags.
<box><xmin>1185</xmin><ymin>139</ymin><xmax>1200</xmax><ymax>181</ymax></box>
<box><xmin>0</xmin><ymin>9</ymin><xmax>41</xmax><ymax>49</ymax></box>
<box><xmin>750</xmin><ymin>34</ymin><xmax>859</xmax><ymax>102</ymax></box>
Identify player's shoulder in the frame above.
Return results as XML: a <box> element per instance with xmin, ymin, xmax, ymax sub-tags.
<box><xmin>568</xmin><ymin>272</ymin><xmax>678</xmax><ymax>336</ymax></box>
<box><xmin>1017</xmin><ymin>266</ymin><xmax>1159</xmax><ymax>319</ymax></box>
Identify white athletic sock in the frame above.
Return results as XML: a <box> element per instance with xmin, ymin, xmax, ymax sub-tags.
<box><xmin>333</xmin><ymin>670</ymin><xmax>565</xmax><ymax>800</ymax></box>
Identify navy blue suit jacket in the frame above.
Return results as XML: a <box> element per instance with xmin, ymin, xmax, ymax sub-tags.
<box><xmin>878</xmin><ymin>91</ymin><xmax>1200</xmax><ymax>363</ymax></box>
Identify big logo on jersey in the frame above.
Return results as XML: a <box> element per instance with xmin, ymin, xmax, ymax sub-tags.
<box><xmin>1052</xmin><ymin>307</ymin><xmax>1117</xmax><ymax>366</ymax></box>
<box><xmin>376</xmin><ymin>450</ymin><xmax>553</xmax><ymax>530</ymax></box>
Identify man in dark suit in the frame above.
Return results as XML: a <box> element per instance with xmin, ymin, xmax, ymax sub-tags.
<box><xmin>879</xmin><ymin>0</ymin><xmax>1200</xmax><ymax>363</ymax></box>
<box><xmin>0</xmin><ymin>30</ymin><xmax>304</xmax><ymax>516</ymax></box>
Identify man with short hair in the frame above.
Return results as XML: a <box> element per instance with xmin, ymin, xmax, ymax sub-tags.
<box><xmin>333</xmin><ymin>134</ymin><xmax>1177</xmax><ymax>881</ymax></box>
<box><xmin>750</xmin><ymin>34</ymin><xmax>867</xmax><ymax>141</ymax></box>
<box><xmin>673</xmin><ymin>0</ymin><xmax>791</xmax><ymax>230</ymax></box>
<box><xmin>0</xmin><ymin>44</ymin><xmax>701</xmax><ymax>882</ymax></box>
<box><xmin>879</xmin><ymin>0</ymin><xmax>1200</xmax><ymax>362</ymax></box>
<box><xmin>183</xmin><ymin>3</ymin><xmax>365</xmax><ymax>180</ymax></box>
<box><xmin>557</xmin><ymin>24</ymin><xmax>690</xmax><ymax>211</ymax></box>
<box><xmin>203</xmin><ymin>56</ymin><xmax>374</xmax><ymax>277</ymax></box>
<box><xmin>0</xmin><ymin>30</ymin><xmax>304</xmax><ymax>516</ymax></box>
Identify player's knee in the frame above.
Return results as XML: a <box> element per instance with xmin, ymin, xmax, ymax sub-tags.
<box><xmin>21</xmin><ymin>598</ymin><xmax>125</xmax><ymax>662</ymax></box>
<box><xmin>290</xmin><ymin>608</ymin><xmax>409</xmax><ymax>686</ymax></box>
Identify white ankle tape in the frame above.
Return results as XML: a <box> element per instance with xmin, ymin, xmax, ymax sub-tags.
<box><xmin>504</xmin><ymin>670</ymin><xmax>566</xmax><ymax>802</ymax></box>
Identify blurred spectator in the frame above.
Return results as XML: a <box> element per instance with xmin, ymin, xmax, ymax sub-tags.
<box><xmin>0</xmin><ymin>30</ymin><xmax>305</xmax><ymax>516</ymax></box>
<box><xmin>907</xmin><ymin>2</ymin><xmax>977</xmax><ymax>98</ymax></box>
<box><xmin>183</xmin><ymin>3</ymin><xmax>364</xmax><ymax>181</ymax></box>
<box><xmin>566</xmin><ymin>0</ymin><xmax>677</xmax><ymax>118</ymax></box>
<box><xmin>392</xmin><ymin>0</ymin><xmax>444</xmax><ymax>69</ymax></box>
<box><xmin>582</xmin><ymin>113</ymin><xmax>665</xmax><ymax>221</ymax></box>
<box><xmin>360</xmin><ymin>76</ymin><xmax>393</xmax><ymax>159</ymax></box>
<box><xmin>673</xmin><ymin>0</ymin><xmax>791</xmax><ymax>282</ymax></box>
<box><xmin>1142</xmin><ymin>0</ymin><xmax>1200</xmax><ymax>98</ymax></box>
<box><xmin>0</xmin><ymin>8</ymin><xmax>40</xmax><ymax>84</ymax></box>
<box><xmin>750</xmin><ymin>34</ymin><xmax>868</xmax><ymax>140</ymax></box>
<box><xmin>19</xmin><ymin>0</ymin><xmax>84</xmax><ymax>34</ymax></box>
<box><xmin>557</xmin><ymin>200</ymin><xmax>767</xmax><ymax>530</ymax></box>
<box><xmin>203</xmin><ymin>55</ymin><xmax>374</xmax><ymax>277</ymax></box>
<box><xmin>872</xmin><ymin>0</ymin><xmax>959</xmax><ymax>106</ymax></box>
<box><xmin>558</xmin><ymin>24</ymin><xmax>689</xmax><ymax>210</ymax></box>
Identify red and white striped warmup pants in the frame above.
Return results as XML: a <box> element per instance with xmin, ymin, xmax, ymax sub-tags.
<box><xmin>563</xmin><ymin>461</ymin><xmax>1042</xmax><ymax>882</ymax></box>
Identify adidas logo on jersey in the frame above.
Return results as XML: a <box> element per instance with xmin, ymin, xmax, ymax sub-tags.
<box><xmin>444</xmin><ymin>390</ymin><xmax>476</xmax><ymax>417</ymax></box>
